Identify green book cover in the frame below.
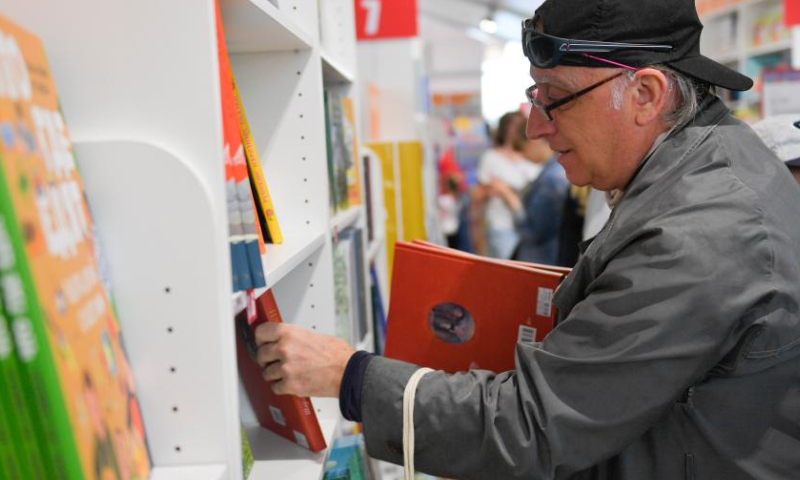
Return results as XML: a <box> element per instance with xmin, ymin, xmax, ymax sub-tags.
<box><xmin>0</xmin><ymin>297</ymin><xmax>46</xmax><ymax>480</ymax></box>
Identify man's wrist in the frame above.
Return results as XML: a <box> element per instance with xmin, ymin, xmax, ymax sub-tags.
<box><xmin>338</xmin><ymin>351</ymin><xmax>375</xmax><ymax>422</ymax></box>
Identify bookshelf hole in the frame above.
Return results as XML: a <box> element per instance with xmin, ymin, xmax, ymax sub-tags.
<box><xmin>296</xmin><ymin>71</ymin><xmax>301</xmax><ymax>76</ymax></box>
<box><xmin>167</xmin><ymin>327</ymin><xmax>173</xmax><ymax>333</ymax></box>
<box><xmin>300</xmin><ymin>114</ymin><xmax>304</xmax><ymax>119</ymax></box>
<box><xmin>172</xmin><ymin>406</ymin><xmax>178</xmax><ymax>413</ymax></box>
<box><xmin>308</xmin><ymin>262</ymin><xmax>313</xmax><ymax>267</ymax></box>
<box><xmin>306</xmin><ymin>220</ymin><xmax>310</xmax><ymax>225</ymax></box>
<box><xmin>170</xmin><ymin>367</ymin><xmax>176</xmax><ymax>373</ymax></box>
<box><xmin>302</xmin><ymin>156</ymin><xmax>307</xmax><ymax>160</ymax></box>
<box><xmin>301</xmin><ymin>136</ymin><xmax>305</xmax><ymax>140</ymax></box>
<box><xmin>175</xmin><ymin>446</ymin><xmax>182</xmax><ymax>453</ymax></box>
<box><xmin>312</xmin><ymin>325</ymin><xmax>317</xmax><ymax>330</ymax></box>
<box><xmin>304</xmin><ymin>178</ymin><xmax>308</xmax><ymax>182</ymax></box>
<box><xmin>310</xmin><ymin>283</ymin><xmax>314</xmax><ymax>288</ymax></box>
<box><xmin>305</xmin><ymin>199</ymin><xmax>309</xmax><ymax>204</ymax></box>
<box><xmin>311</xmin><ymin>304</ymin><xmax>315</xmax><ymax>309</ymax></box>
<box><xmin>164</xmin><ymin>286</ymin><xmax>171</xmax><ymax>294</ymax></box>
<box><xmin>298</xmin><ymin>92</ymin><xmax>303</xmax><ymax>97</ymax></box>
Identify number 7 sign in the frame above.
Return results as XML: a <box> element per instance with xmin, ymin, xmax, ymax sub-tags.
<box><xmin>355</xmin><ymin>0</ymin><xmax>418</xmax><ymax>40</ymax></box>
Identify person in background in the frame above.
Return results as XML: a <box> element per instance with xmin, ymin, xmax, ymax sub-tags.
<box><xmin>252</xmin><ymin>0</ymin><xmax>800</xmax><ymax>478</ymax></box>
<box><xmin>476</xmin><ymin>111</ymin><xmax>541</xmax><ymax>259</ymax></box>
<box><xmin>753</xmin><ymin>113</ymin><xmax>800</xmax><ymax>186</ymax></box>
<box><xmin>491</xmin><ymin>120</ymin><xmax>570</xmax><ymax>264</ymax></box>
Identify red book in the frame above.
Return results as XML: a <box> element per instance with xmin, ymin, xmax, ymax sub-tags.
<box><xmin>384</xmin><ymin>242</ymin><xmax>566</xmax><ymax>373</ymax></box>
<box><xmin>236</xmin><ymin>290</ymin><xmax>327</xmax><ymax>452</ymax></box>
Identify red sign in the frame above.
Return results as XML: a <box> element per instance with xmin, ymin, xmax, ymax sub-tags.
<box><xmin>786</xmin><ymin>0</ymin><xmax>800</xmax><ymax>27</ymax></box>
<box><xmin>355</xmin><ymin>0</ymin><xmax>418</xmax><ymax>40</ymax></box>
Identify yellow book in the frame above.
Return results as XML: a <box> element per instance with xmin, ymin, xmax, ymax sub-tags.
<box><xmin>232</xmin><ymin>75</ymin><xmax>284</xmax><ymax>244</ymax></box>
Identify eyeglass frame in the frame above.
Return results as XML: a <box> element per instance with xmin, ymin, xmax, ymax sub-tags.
<box><xmin>521</xmin><ymin>18</ymin><xmax>672</xmax><ymax>69</ymax></box>
<box><xmin>525</xmin><ymin>71</ymin><xmax>627</xmax><ymax>121</ymax></box>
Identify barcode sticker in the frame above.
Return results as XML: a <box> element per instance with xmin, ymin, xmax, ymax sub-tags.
<box><xmin>518</xmin><ymin>325</ymin><xmax>537</xmax><ymax>344</ymax></box>
<box><xmin>536</xmin><ymin>287</ymin><xmax>554</xmax><ymax>317</ymax></box>
<box><xmin>269</xmin><ymin>405</ymin><xmax>286</xmax><ymax>426</ymax></box>
<box><xmin>294</xmin><ymin>431</ymin><xmax>309</xmax><ymax>449</ymax></box>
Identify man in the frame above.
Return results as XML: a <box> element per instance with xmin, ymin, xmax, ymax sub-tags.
<box><xmin>753</xmin><ymin>114</ymin><xmax>800</xmax><ymax>186</ymax></box>
<box><xmin>255</xmin><ymin>0</ymin><xmax>800</xmax><ymax>478</ymax></box>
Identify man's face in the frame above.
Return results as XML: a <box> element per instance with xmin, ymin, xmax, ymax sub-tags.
<box><xmin>526</xmin><ymin>65</ymin><xmax>637</xmax><ymax>190</ymax></box>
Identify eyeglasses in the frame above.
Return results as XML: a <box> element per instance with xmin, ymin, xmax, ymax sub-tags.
<box><xmin>526</xmin><ymin>71</ymin><xmax>625</xmax><ymax>121</ymax></box>
<box><xmin>521</xmin><ymin>18</ymin><xmax>672</xmax><ymax>69</ymax></box>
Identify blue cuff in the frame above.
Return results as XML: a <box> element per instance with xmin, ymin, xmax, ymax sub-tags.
<box><xmin>339</xmin><ymin>351</ymin><xmax>375</xmax><ymax>422</ymax></box>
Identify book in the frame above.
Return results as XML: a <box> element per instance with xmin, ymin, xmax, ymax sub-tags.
<box><xmin>341</xmin><ymin>96</ymin><xmax>362</xmax><ymax>207</ymax></box>
<box><xmin>232</xmin><ymin>74</ymin><xmax>284</xmax><ymax>245</ymax></box>
<box><xmin>0</xmin><ymin>13</ymin><xmax>151</xmax><ymax>480</ymax></box>
<box><xmin>338</xmin><ymin>228</ymin><xmax>368</xmax><ymax>345</ymax></box>
<box><xmin>383</xmin><ymin>241</ymin><xmax>566</xmax><ymax>373</ymax></box>
<box><xmin>332</xmin><ymin>237</ymin><xmax>354</xmax><ymax>345</ymax></box>
<box><xmin>235</xmin><ymin>289</ymin><xmax>326</xmax><ymax>452</ymax></box>
<box><xmin>369</xmin><ymin>263</ymin><xmax>387</xmax><ymax>356</ymax></box>
<box><xmin>215</xmin><ymin>0</ymin><xmax>266</xmax><ymax>291</ymax></box>
<box><xmin>240</xmin><ymin>422</ymin><xmax>254</xmax><ymax>479</ymax></box>
<box><xmin>325</xmin><ymin>90</ymin><xmax>352</xmax><ymax>212</ymax></box>
<box><xmin>362</xmin><ymin>154</ymin><xmax>375</xmax><ymax>242</ymax></box>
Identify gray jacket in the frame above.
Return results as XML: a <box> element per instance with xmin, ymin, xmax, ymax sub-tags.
<box><xmin>361</xmin><ymin>97</ymin><xmax>800</xmax><ymax>480</ymax></box>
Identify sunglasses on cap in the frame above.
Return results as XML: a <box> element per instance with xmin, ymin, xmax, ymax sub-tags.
<box><xmin>522</xmin><ymin>17</ymin><xmax>673</xmax><ymax>68</ymax></box>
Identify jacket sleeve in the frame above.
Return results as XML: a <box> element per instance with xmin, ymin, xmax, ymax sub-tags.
<box><xmin>360</xmin><ymin>215</ymin><xmax>774</xmax><ymax>480</ymax></box>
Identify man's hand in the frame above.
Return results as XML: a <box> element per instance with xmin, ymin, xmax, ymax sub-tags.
<box><xmin>254</xmin><ymin>323</ymin><xmax>354</xmax><ymax>398</ymax></box>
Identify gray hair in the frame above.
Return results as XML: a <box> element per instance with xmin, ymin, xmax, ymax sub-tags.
<box><xmin>611</xmin><ymin>65</ymin><xmax>712</xmax><ymax>128</ymax></box>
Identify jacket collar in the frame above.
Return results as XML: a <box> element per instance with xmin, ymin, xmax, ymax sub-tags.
<box><xmin>620</xmin><ymin>95</ymin><xmax>730</xmax><ymax>202</ymax></box>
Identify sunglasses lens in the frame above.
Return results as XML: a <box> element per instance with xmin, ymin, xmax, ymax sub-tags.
<box><xmin>530</xmin><ymin>34</ymin><xmax>554</xmax><ymax>67</ymax></box>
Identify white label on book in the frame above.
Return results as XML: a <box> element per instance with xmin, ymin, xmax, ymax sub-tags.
<box><xmin>294</xmin><ymin>430</ymin><xmax>309</xmax><ymax>449</ymax></box>
<box><xmin>536</xmin><ymin>287</ymin><xmax>554</xmax><ymax>317</ymax></box>
<box><xmin>518</xmin><ymin>325</ymin><xmax>537</xmax><ymax>344</ymax></box>
<box><xmin>269</xmin><ymin>405</ymin><xmax>286</xmax><ymax>426</ymax></box>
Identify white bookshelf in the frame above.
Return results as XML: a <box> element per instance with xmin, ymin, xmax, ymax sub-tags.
<box><xmin>1</xmin><ymin>0</ymin><xmax>378</xmax><ymax>479</ymax></box>
<box><xmin>699</xmin><ymin>0</ymin><xmax>796</xmax><ymax>117</ymax></box>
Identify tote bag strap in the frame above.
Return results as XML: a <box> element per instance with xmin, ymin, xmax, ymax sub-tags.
<box><xmin>402</xmin><ymin>367</ymin><xmax>435</xmax><ymax>480</ymax></box>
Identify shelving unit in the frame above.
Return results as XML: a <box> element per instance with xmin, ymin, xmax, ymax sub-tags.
<box><xmin>1</xmin><ymin>0</ymin><xmax>383</xmax><ymax>479</ymax></box>
<box><xmin>699</xmin><ymin>0</ymin><xmax>797</xmax><ymax>119</ymax></box>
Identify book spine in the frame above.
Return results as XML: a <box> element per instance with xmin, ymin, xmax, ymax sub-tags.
<box><xmin>0</xmin><ymin>184</ymin><xmax>82</xmax><ymax>479</ymax></box>
<box><xmin>232</xmin><ymin>77</ymin><xmax>284</xmax><ymax>244</ymax></box>
<box><xmin>0</xmin><ymin>297</ymin><xmax>45</xmax><ymax>480</ymax></box>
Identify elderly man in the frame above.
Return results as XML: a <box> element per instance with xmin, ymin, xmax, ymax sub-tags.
<box><xmin>255</xmin><ymin>0</ymin><xmax>800</xmax><ymax>478</ymax></box>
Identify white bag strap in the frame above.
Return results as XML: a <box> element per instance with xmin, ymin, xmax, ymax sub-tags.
<box><xmin>403</xmin><ymin>367</ymin><xmax>434</xmax><ymax>480</ymax></box>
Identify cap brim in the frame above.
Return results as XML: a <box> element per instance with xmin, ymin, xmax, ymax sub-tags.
<box><xmin>668</xmin><ymin>55</ymin><xmax>753</xmax><ymax>91</ymax></box>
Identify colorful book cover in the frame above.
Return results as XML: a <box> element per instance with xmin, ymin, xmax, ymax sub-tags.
<box><xmin>333</xmin><ymin>239</ymin><xmax>354</xmax><ymax>345</ymax></box>
<box><xmin>0</xmin><ymin>290</ymin><xmax>45</xmax><ymax>480</ymax></box>
<box><xmin>325</xmin><ymin>90</ymin><xmax>351</xmax><ymax>212</ymax></box>
<box><xmin>232</xmin><ymin>75</ymin><xmax>284</xmax><ymax>245</ymax></box>
<box><xmin>384</xmin><ymin>241</ymin><xmax>564</xmax><ymax>373</ymax></box>
<box><xmin>323</xmin><ymin>91</ymin><xmax>338</xmax><ymax>214</ymax></box>
<box><xmin>215</xmin><ymin>0</ymin><xmax>265</xmax><ymax>291</ymax></box>
<box><xmin>0</xmin><ymin>13</ymin><xmax>150</xmax><ymax>480</ymax></box>
<box><xmin>235</xmin><ymin>289</ymin><xmax>326</xmax><ymax>452</ymax></box>
<box><xmin>397</xmin><ymin>141</ymin><xmax>427</xmax><ymax>241</ymax></box>
<box><xmin>341</xmin><ymin>96</ymin><xmax>362</xmax><ymax>207</ymax></box>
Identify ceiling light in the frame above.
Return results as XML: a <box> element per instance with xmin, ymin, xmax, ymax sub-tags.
<box><xmin>479</xmin><ymin>17</ymin><xmax>498</xmax><ymax>34</ymax></box>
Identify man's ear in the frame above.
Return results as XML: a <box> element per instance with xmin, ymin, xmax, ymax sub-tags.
<box><xmin>632</xmin><ymin>68</ymin><xmax>669</xmax><ymax>127</ymax></box>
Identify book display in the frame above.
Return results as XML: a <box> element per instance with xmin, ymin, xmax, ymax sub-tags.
<box><xmin>0</xmin><ymin>0</ymin><xmax>386</xmax><ymax>479</ymax></box>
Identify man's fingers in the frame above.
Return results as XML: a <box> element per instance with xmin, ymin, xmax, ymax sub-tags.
<box><xmin>256</xmin><ymin>342</ymin><xmax>281</xmax><ymax>368</ymax></box>
<box><xmin>262</xmin><ymin>360</ymin><xmax>283</xmax><ymax>382</ymax></box>
<box><xmin>254</xmin><ymin>322</ymin><xmax>282</xmax><ymax>345</ymax></box>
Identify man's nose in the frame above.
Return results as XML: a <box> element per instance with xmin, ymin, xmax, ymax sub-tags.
<box><xmin>527</xmin><ymin>108</ymin><xmax>556</xmax><ymax>140</ymax></box>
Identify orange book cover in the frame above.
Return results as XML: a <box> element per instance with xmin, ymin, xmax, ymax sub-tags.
<box><xmin>236</xmin><ymin>290</ymin><xmax>327</xmax><ymax>452</ymax></box>
<box><xmin>0</xmin><ymin>13</ymin><xmax>150</xmax><ymax>480</ymax></box>
<box><xmin>384</xmin><ymin>242</ymin><xmax>564</xmax><ymax>373</ymax></box>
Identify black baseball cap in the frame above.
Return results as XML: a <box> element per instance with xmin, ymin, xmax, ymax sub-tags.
<box><xmin>530</xmin><ymin>0</ymin><xmax>753</xmax><ymax>91</ymax></box>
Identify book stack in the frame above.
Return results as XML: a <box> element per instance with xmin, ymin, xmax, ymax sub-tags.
<box><xmin>0</xmin><ymin>13</ymin><xmax>150</xmax><ymax>479</ymax></box>
<box><xmin>384</xmin><ymin>241</ymin><xmax>570</xmax><ymax>373</ymax></box>
<box><xmin>215</xmin><ymin>0</ymin><xmax>283</xmax><ymax>293</ymax></box>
